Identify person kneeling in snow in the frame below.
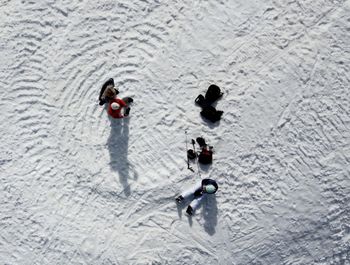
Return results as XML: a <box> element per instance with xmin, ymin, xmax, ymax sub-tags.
<box><xmin>108</xmin><ymin>97</ymin><xmax>133</xmax><ymax>119</ymax></box>
<box><xmin>175</xmin><ymin>178</ymin><xmax>218</xmax><ymax>215</ymax></box>
<box><xmin>196</xmin><ymin>137</ymin><xmax>213</xmax><ymax>165</ymax></box>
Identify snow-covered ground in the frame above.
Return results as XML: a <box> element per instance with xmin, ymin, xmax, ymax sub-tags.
<box><xmin>1</xmin><ymin>0</ymin><xmax>349</xmax><ymax>264</ymax></box>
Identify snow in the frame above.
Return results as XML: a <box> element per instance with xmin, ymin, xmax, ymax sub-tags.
<box><xmin>1</xmin><ymin>0</ymin><xmax>349</xmax><ymax>264</ymax></box>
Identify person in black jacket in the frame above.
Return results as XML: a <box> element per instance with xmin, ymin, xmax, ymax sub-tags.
<box><xmin>98</xmin><ymin>78</ymin><xmax>119</xmax><ymax>106</ymax></box>
<box><xmin>175</xmin><ymin>178</ymin><xmax>218</xmax><ymax>215</ymax></box>
<box><xmin>195</xmin><ymin>84</ymin><xmax>224</xmax><ymax>123</ymax></box>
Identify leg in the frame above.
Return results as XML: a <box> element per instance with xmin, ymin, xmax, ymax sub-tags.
<box><xmin>189</xmin><ymin>194</ymin><xmax>204</xmax><ymax>211</ymax></box>
<box><xmin>186</xmin><ymin>194</ymin><xmax>205</xmax><ymax>215</ymax></box>
<box><xmin>176</xmin><ymin>180</ymin><xmax>202</xmax><ymax>202</ymax></box>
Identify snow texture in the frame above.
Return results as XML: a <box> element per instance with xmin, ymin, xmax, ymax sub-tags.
<box><xmin>0</xmin><ymin>0</ymin><xmax>349</xmax><ymax>264</ymax></box>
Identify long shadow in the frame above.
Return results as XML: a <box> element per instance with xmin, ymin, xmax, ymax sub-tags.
<box><xmin>107</xmin><ymin>117</ymin><xmax>134</xmax><ymax>196</ymax></box>
<box><xmin>202</xmin><ymin>195</ymin><xmax>218</xmax><ymax>235</ymax></box>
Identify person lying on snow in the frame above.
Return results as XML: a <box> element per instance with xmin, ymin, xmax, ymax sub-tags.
<box><xmin>175</xmin><ymin>178</ymin><xmax>218</xmax><ymax>215</ymax></box>
<box><xmin>108</xmin><ymin>97</ymin><xmax>133</xmax><ymax>119</ymax></box>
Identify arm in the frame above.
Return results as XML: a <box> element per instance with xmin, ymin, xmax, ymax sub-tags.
<box><xmin>117</xmin><ymin>98</ymin><xmax>127</xmax><ymax>108</ymax></box>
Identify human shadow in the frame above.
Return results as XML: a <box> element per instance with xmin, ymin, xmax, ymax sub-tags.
<box><xmin>202</xmin><ymin>195</ymin><xmax>218</xmax><ymax>235</ymax></box>
<box><xmin>198</xmin><ymin>163</ymin><xmax>211</xmax><ymax>172</ymax></box>
<box><xmin>200</xmin><ymin>116</ymin><xmax>221</xmax><ymax>129</ymax></box>
<box><xmin>107</xmin><ymin>116</ymin><xmax>135</xmax><ymax>196</ymax></box>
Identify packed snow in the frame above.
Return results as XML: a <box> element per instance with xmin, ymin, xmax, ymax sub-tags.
<box><xmin>1</xmin><ymin>0</ymin><xmax>349</xmax><ymax>264</ymax></box>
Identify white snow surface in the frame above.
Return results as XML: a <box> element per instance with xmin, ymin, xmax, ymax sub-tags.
<box><xmin>1</xmin><ymin>0</ymin><xmax>350</xmax><ymax>264</ymax></box>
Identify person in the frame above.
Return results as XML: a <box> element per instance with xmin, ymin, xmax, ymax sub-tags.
<box><xmin>175</xmin><ymin>178</ymin><xmax>218</xmax><ymax>215</ymax></box>
<box><xmin>194</xmin><ymin>84</ymin><xmax>224</xmax><ymax>123</ymax></box>
<box><xmin>99</xmin><ymin>78</ymin><xmax>119</xmax><ymax>105</ymax></box>
<box><xmin>196</xmin><ymin>137</ymin><xmax>213</xmax><ymax>164</ymax></box>
<box><xmin>107</xmin><ymin>97</ymin><xmax>133</xmax><ymax>119</ymax></box>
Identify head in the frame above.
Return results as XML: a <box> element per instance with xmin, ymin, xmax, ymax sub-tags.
<box><xmin>111</xmin><ymin>102</ymin><xmax>120</xmax><ymax>110</ymax></box>
<box><xmin>105</xmin><ymin>86</ymin><xmax>116</xmax><ymax>99</ymax></box>
<box><xmin>203</xmin><ymin>184</ymin><xmax>217</xmax><ymax>194</ymax></box>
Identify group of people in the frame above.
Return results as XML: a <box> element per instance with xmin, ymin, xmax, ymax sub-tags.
<box><xmin>99</xmin><ymin>78</ymin><xmax>133</xmax><ymax>119</ymax></box>
<box><xmin>176</xmin><ymin>136</ymin><xmax>218</xmax><ymax>216</ymax></box>
<box><xmin>98</xmin><ymin>78</ymin><xmax>219</xmax><ymax>216</ymax></box>
<box><xmin>176</xmin><ymin>85</ymin><xmax>224</xmax><ymax>215</ymax></box>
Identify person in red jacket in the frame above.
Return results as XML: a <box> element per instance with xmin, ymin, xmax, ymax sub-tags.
<box><xmin>107</xmin><ymin>97</ymin><xmax>132</xmax><ymax>119</ymax></box>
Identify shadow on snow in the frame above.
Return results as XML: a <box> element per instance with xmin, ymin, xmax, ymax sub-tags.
<box><xmin>175</xmin><ymin>192</ymin><xmax>218</xmax><ymax>235</ymax></box>
<box><xmin>107</xmin><ymin>116</ymin><xmax>137</xmax><ymax>196</ymax></box>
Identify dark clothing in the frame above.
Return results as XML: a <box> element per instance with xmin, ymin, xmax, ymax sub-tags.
<box><xmin>195</xmin><ymin>85</ymin><xmax>224</xmax><ymax>123</ymax></box>
<box><xmin>99</xmin><ymin>78</ymin><xmax>118</xmax><ymax>105</ymax></box>
<box><xmin>198</xmin><ymin>147</ymin><xmax>213</xmax><ymax>164</ymax></box>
